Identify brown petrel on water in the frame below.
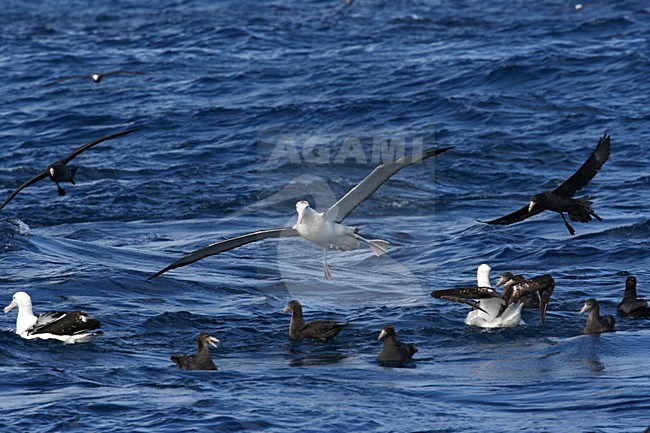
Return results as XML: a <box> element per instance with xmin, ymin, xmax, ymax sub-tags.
<box><xmin>0</xmin><ymin>128</ymin><xmax>142</xmax><ymax>211</ymax></box>
<box><xmin>482</xmin><ymin>133</ymin><xmax>611</xmax><ymax>235</ymax></box>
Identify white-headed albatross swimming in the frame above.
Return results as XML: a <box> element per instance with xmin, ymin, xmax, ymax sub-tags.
<box><xmin>4</xmin><ymin>292</ymin><xmax>102</xmax><ymax>344</ymax></box>
<box><xmin>149</xmin><ymin>146</ymin><xmax>453</xmax><ymax>281</ymax></box>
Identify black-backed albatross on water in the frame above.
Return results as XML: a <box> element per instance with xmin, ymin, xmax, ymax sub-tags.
<box><xmin>4</xmin><ymin>292</ymin><xmax>102</xmax><ymax>344</ymax></box>
<box><xmin>149</xmin><ymin>146</ymin><xmax>453</xmax><ymax>281</ymax></box>
<box><xmin>482</xmin><ymin>133</ymin><xmax>611</xmax><ymax>235</ymax></box>
<box><xmin>0</xmin><ymin>128</ymin><xmax>142</xmax><ymax>211</ymax></box>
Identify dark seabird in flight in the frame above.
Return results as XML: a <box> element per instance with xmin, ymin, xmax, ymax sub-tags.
<box><xmin>4</xmin><ymin>291</ymin><xmax>102</xmax><ymax>344</ymax></box>
<box><xmin>580</xmin><ymin>298</ymin><xmax>615</xmax><ymax>334</ymax></box>
<box><xmin>377</xmin><ymin>325</ymin><xmax>417</xmax><ymax>366</ymax></box>
<box><xmin>44</xmin><ymin>71</ymin><xmax>149</xmax><ymax>86</ymax></box>
<box><xmin>171</xmin><ymin>332</ymin><xmax>220</xmax><ymax>370</ymax></box>
<box><xmin>283</xmin><ymin>300</ymin><xmax>347</xmax><ymax>340</ymax></box>
<box><xmin>483</xmin><ymin>133</ymin><xmax>611</xmax><ymax>235</ymax></box>
<box><xmin>149</xmin><ymin>146</ymin><xmax>453</xmax><ymax>281</ymax></box>
<box><xmin>0</xmin><ymin>128</ymin><xmax>142</xmax><ymax>211</ymax></box>
<box><xmin>617</xmin><ymin>276</ymin><xmax>650</xmax><ymax>318</ymax></box>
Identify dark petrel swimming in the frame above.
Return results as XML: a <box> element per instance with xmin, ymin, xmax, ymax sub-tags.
<box><xmin>0</xmin><ymin>128</ymin><xmax>142</xmax><ymax>211</ymax></box>
<box><xmin>4</xmin><ymin>291</ymin><xmax>102</xmax><ymax>344</ymax></box>
<box><xmin>149</xmin><ymin>146</ymin><xmax>453</xmax><ymax>281</ymax></box>
<box><xmin>377</xmin><ymin>324</ymin><xmax>417</xmax><ymax>366</ymax></box>
<box><xmin>171</xmin><ymin>332</ymin><xmax>220</xmax><ymax>371</ymax></box>
<box><xmin>283</xmin><ymin>300</ymin><xmax>347</xmax><ymax>340</ymax></box>
<box><xmin>44</xmin><ymin>71</ymin><xmax>149</xmax><ymax>86</ymax></box>
<box><xmin>580</xmin><ymin>298</ymin><xmax>615</xmax><ymax>334</ymax></box>
<box><xmin>617</xmin><ymin>276</ymin><xmax>650</xmax><ymax>318</ymax></box>
<box><xmin>483</xmin><ymin>133</ymin><xmax>611</xmax><ymax>235</ymax></box>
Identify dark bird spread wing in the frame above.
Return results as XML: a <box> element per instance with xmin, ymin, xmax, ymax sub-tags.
<box><xmin>58</xmin><ymin>127</ymin><xmax>143</xmax><ymax>165</ymax></box>
<box><xmin>432</xmin><ymin>286</ymin><xmax>501</xmax><ymax>300</ymax></box>
<box><xmin>501</xmin><ymin>275</ymin><xmax>555</xmax><ymax>325</ymax></box>
<box><xmin>104</xmin><ymin>71</ymin><xmax>150</xmax><ymax>77</ymax></box>
<box><xmin>44</xmin><ymin>75</ymin><xmax>90</xmax><ymax>86</ymax></box>
<box><xmin>482</xmin><ymin>203</ymin><xmax>545</xmax><ymax>225</ymax></box>
<box><xmin>431</xmin><ymin>287</ymin><xmax>501</xmax><ymax>313</ymax></box>
<box><xmin>554</xmin><ymin>133</ymin><xmax>611</xmax><ymax>197</ymax></box>
<box><xmin>323</xmin><ymin>147</ymin><xmax>453</xmax><ymax>223</ymax></box>
<box><xmin>29</xmin><ymin>311</ymin><xmax>101</xmax><ymax>335</ymax></box>
<box><xmin>0</xmin><ymin>169</ymin><xmax>49</xmax><ymax>211</ymax></box>
<box><xmin>149</xmin><ymin>228</ymin><xmax>299</xmax><ymax>280</ymax></box>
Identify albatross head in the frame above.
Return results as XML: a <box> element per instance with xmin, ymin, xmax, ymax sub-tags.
<box><xmin>91</xmin><ymin>74</ymin><xmax>103</xmax><ymax>83</ymax></box>
<box><xmin>476</xmin><ymin>264</ymin><xmax>492</xmax><ymax>288</ymax></box>
<box><xmin>295</xmin><ymin>200</ymin><xmax>311</xmax><ymax>224</ymax></box>
<box><xmin>528</xmin><ymin>195</ymin><xmax>540</xmax><ymax>212</ymax></box>
<box><xmin>580</xmin><ymin>298</ymin><xmax>598</xmax><ymax>315</ymax></box>
<box><xmin>283</xmin><ymin>299</ymin><xmax>302</xmax><ymax>314</ymax></box>
<box><xmin>378</xmin><ymin>324</ymin><xmax>396</xmax><ymax>341</ymax></box>
<box><xmin>496</xmin><ymin>272</ymin><xmax>514</xmax><ymax>288</ymax></box>
<box><xmin>4</xmin><ymin>291</ymin><xmax>32</xmax><ymax>314</ymax></box>
<box><xmin>197</xmin><ymin>332</ymin><xmax>219</xmax><ymax>349</ymax></box>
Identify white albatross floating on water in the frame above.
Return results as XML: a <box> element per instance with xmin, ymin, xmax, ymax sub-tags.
<box><xmin>149</xmin><ymin>146</ymin><xmax>452</xmax><ymax>281</ymax></box>
<box><xmin>431</xmin><ymin>264</ymin><xmax>555</xmax><ymax>328</ymax></box>
<box><xmin>4</xmin><ymin>292</ymin><xmax>102</xmax><ymax>344</ymax></box>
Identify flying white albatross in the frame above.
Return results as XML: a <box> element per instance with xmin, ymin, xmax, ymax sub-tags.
<box><xmin>4</xmin><ymin>291</ymin><xmax>102</xmax><ymax>344</ymax></box>
<box><xmin>149</xmin><ymin>146</ymin><xmax>453</xmax><ymax>281</ymax></box>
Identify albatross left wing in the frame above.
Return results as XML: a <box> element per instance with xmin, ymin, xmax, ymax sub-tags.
<box><xmin>0</xmin><ymin>169</ymin><xmax>49</xmax><ymax>212</ymax></box>
<box><xmin>323</xmin><ymin>147</ymin><xmax>453</xmax><ymax>223</ymax></box>
<box><xmin>58</xmin><ymin>127</ymin><xmax>143</xmax><ymax>165</ymax></box>
<box><xmin>481</xmin><ymin>202</ymin><xmax>545</xmax><ymax>225</ymax></box>
<box><xmin>554</xmin><ymin>133</ymin><xmax>611</xmax><ymax>198</ymax></box>
<box><xmin>148</xmin><ymin>227</ymin><xmax>299</xmax><ymax>280</ymax></box>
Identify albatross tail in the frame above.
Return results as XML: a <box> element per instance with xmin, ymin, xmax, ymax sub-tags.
<box><xmin>358</xmin><ymin>236</ymin><xmax>389</xmax><ymax>256</ymax></box>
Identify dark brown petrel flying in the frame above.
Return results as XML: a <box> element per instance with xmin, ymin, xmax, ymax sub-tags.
<box><xmin>44</xmin><ymin>71</ymin><xmax>149</xmax><ymax>86</ymax></box>
<box><xmin>0</xmin><ymin>128</ymin><xmax>142</xmax><ymax>211</ymax></box>
<box><xmin>483</xmin><ymin>133</ymin><xmax>611</xmax><ymax>235</ymax></box>
<box><xmin>283</xmin><ymin>300</ymin><xmax>347</xmax><ymax>340</ymax></box>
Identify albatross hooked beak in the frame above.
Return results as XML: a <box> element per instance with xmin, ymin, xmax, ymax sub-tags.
<box><xmin>528</xmin><ymin>200</ymin><xmax>536</xmax><ymax>213</ymax></box>
<box><xmin>295</xmin><ymin>200</ymin><xmax>309</xmax><ymax>225</ymax></box>
<box><xmin>4</xmin><ymin>301</ymin><xmax>16</xmax><ymax>314</ymax></box>
<box><xmin>208</xmin><ymin>336</ymin><xmax>220</xmax><ymax>348</ymax></box>
<box><xmin>283</xmin><ymin>305</ymin><xmax>292</xmax><ymax>314</ymax></box>
<box><xmin>378</xmin><ymin>329</ymin><xmax>387</xmax><ymax>341</ymax></box>
<box><xmin>579</xmin><ymin>303</ymin><xmax>590</xmax><ymax>315</ymax></box>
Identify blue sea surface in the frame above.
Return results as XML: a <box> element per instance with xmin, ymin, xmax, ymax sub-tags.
<box><xmin>1</xmin><ymin>0</ymin><xmax>649</xmax><ymax>432</ymax></box>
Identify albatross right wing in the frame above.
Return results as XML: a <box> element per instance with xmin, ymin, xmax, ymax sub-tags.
<box><xmin>554</xmin><ymin>133</ymin><xmax>611</xmax><ymax>198</ymax></box>
<box><xmin>323</xmin><ymin>146</ymin><xmax>453</xmax><ymax>223</ymax></box>
<box><xmin>148</xmin><ymin>227</ymin><xmax>299</xmax><ymax>280</ymax></box>
<box><xmin>58</xmin><ymin>127</ymin><xmax>143</xmax><ymax>165</ymax></box>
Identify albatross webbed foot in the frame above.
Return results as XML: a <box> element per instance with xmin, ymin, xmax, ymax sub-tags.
<box><xmin>560</xmin><ymin>213</ymin><xmax>575</xmax><ymax>235</ymax></box>
<box><xmin>56</xmin><ymin>183</ymin><xmax>66</xmax><ymax>196</ymax></box>
<box><xmin>323</xmin><ymin>248</ymin><xmax>332</xmax><ymax>281</ymax></box>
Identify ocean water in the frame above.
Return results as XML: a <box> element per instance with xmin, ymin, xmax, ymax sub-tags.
<box><xmin>1</xmin><ymin>0</ymin><xmax>649</xmax><ymax>432</ymax></box>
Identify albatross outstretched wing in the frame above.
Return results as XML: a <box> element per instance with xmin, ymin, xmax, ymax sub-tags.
<box><xmin>44</xmin><ymin>75</ymin><xmax>90</xmax><ymax>86</ymax></box>
<box><xmin>58</xmin><ymin>127</ymin><xmax>143</xmax><ymax>165</ymax></box>
<box><xmin>323</xmin><ymin>146</ymin><xmax>453</xmax><ymax>223</ymax></box>
<box><xmin>148</xmin><ymin>228</ymin><xmax>299</xmax><ymax>280</ymax></box>
<box><xmin>0</xmin><ymin>170</ymin><xmax>49</xmax><ymax>211</ymax></box>
<box><xmin>554</xmin><ymin>133</ymin><xmax>611</xmax><ymax>198</ymax></box>
<box><xmin>482</xmin><ymin>203</ymin><xmax>545</xmax><ymax>225</ymax></box>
